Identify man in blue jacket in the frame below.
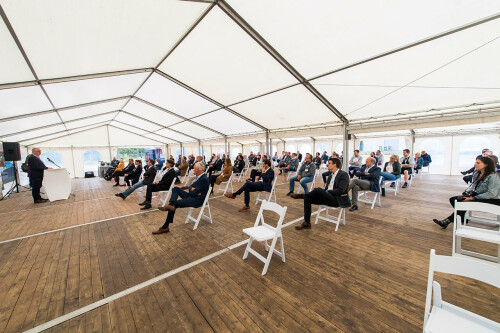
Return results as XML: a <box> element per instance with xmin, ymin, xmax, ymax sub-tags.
<box><xmin>348</xmin><ymin>157</ymin><xmax>381</xmax><ymax>211</ymax></box>
<box><xmin>27</xmin><ymin>147</ymin><xmax>50</xmax><ymax>203</ymax></box>
<box><xmin>225</xmin><ymin>159</ymin><xmax>274</xmax><ymax>212</ymax></box>
<box><xmin>153</xmin><ymin>162</ymin><xmax>209</xmax><ymax>234</ymax></box>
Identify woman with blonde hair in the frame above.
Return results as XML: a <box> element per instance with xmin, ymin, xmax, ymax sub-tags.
<box><xmin>105</xmin><ymin>158</ymin><xmax>124</xmax><ymax>181</ymax></box>
<box><xmin>380</xmin><ymin>154</ymin><xmax>401</xmax><ymax>196</ymax></box>
<box><xmin>209</xmin><ymin>158</ymin><xmax>233</xmax><ymax>194</ymax></box>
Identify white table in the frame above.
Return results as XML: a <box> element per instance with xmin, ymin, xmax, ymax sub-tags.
<box><xmin>43</xmin><ymin>168</ymin><xmax>71</xmax><ymax>202</ymax></box>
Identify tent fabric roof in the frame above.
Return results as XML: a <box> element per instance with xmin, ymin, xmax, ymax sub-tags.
<box><xmin>1</xmin><ymin>0</ymin><xmax>499</xmax><ymax>147</ymax></box>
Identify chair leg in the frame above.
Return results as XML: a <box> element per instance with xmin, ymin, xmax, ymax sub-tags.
<box><xmin>243</xmin><ymin>237</ymin><xmax>253</xmax><ymax>260</ymax></box>
<box><xmin>262</xmin><ymin>237</ymin><xmax>279</xmax><ymax>275</ymax></box>
<box><xmin>314</xmin><ymin>206</ymin><xmax>322</xmax><ymax>225</ymax></box>
<box><xmin>184</xmin><ymin>207</ymin><xmax>194</xmax><ymax>224</ymax></box>
<box><xmin>279</xmin><ymin>236</ymin><xmax>285</xmax><ymax>262</ymax></box>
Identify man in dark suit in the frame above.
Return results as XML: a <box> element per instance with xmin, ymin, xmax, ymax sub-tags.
<box><xmin>113</xmin><ymin>158</ymin><xmax>135</xmax><ymax>186</ymax></box>
<box><xmin>27</xmin><ymin>147</ymin><xmax>50</xmax><ymax>203</ymax></box>
<box><xmin>207</xmin><ymin>154</ymin><xmax>223</xmax><ymax>176</ymax></box>
<box><xmin>224</xmin><ymin>159</ymin><xmax>275</xmax><ymax>212</ymax></box>
<box><xmin>139</xmin><ymin>159</ymin><xmax>176</xmax><ymax>210</ymax></box>
<box><xmin>116</xmin><ymin>159</ymin><xmax>156</xmax><ymax>199</ymax></box>
<box><xmin>153</xmin><ymin>162</ymin><xmax>210</xmax><ymax>234</ymax></box>
<box><xmin>291</xmin><ymin>158</ymin><xmax>350</xmax><ymax>230</ymax></box>
<box><xmin>123</xmin><ymin>160</ymin><xmax>143</xmax><ymax>186</ymax></box>
<box><xmin>348</xmin><ymin>157</ymin><xmax>381</xmax><ymax>211</ymax></box>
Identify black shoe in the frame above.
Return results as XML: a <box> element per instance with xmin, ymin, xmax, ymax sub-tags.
<box><xmin>138</xmin><ymin>201</ymin><xmax>149</xmax><ymax>206</ymax></box>
<box><xmin>390</xmin><ymin>182</ymin><xmax>395</xmax><ymax>188</ymax></box>
<box><xmin>115</xmin><ymin>193</ymin><xmax>122</xmax><ymax>197</ymax></box>
<box><xmin>119</xmin><ymin>193</ymin><xmax>126</xmax><ymax>200</ymax></box>
<box><xmin>460</xmin><ymin>171</ymin><xmax>467</xmax><ymax>175</ymax></box>
<box><xmin>433</xmin><ymin>218</ymin><xmax>451</xmax><ymax>229</ymax></box>
<box><xmin>140</xmin><ymin>204</ymin><xmax>152</xmax><ymax>210</ymax></box>
<box><xmin>381</xmin><ymin>188</ymin><xmax>386</xmax><ymax>197</ymax></box>
<box><xmin>113</xmin><ymin>183</ymin><xmax>120</xmax><ymax>187</ymax></box>
<box><xmin>286</xmin><ymin>191</ymin><xmax>293</xmax><ymax>196</ymax></box>
<box><xmin>349</xmin><ymin>205</ymin><xmax>358</xmax><ymax>212</ymax></box>
<box><xmin>290</xmin><ymin>193</ymin><xmax>304</xmax><ymax>199</ymax></box>
<box><xmin>402</xmin><ymin>183</ymin><xmax>408</xmax><ymax>188</ymax></box>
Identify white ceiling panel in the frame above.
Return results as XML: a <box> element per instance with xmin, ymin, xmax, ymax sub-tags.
<box><xmin>59</xmin><ymin>99</ymin><xmax>126</xmax><ymax>122</ymax></box>
<box><xmin>2</xmin><ymin>0</ymin><xmax>209</xmax><ymax>79</ymax></box>
<box><xmin>43</xmin><ymin>72</ymin><xmax>149</xmax><ymax>108</ymax></box>
<box><xmin>159</xmin><ymin>7</ymin><xmax>297</xmax><ymax>105</ymax></box>
<box><xmin>231</xmin><ymin>85</ymin><xmax>338</xmax><ymax>130</ymax></box>
<box><xmin>312</xmin><ymin>19</ymin><xmax>500</xmax><ymax>120</ymax></box>
<box><xmin>109</xmin><ymin>121</ymin><xmax>146</xmax><ymax>136</ymax></box>
<box><xmin>108</xmin><ymin>126</ymin><xmax>164</xmax><ymax>147</ymax></box>
<box><xmin>0</xmin><ymin>85</ymin><xmax>53</xmax><ymax>119</ymax></box>
<box><xmin>3</xmin><ymin>124</ymin><xmax>66</xmax><ymax>143</ymax></box>
<box><xmin>65</xmin><ymin>112</ymin><xmax>117</xmax><ymax>130</ymax></box>
<box><xmin>136</xmin><ymin>73</ymin><xmax>218</xmax><ymax>118</ymax></box>
<box><xmin>0</xmin><ymin>112</ymin><xmax>61</xmax><ymax>136</ymax></box>
<box><xmin>228</xmin><ymin>0</ymin><xmax>500</xmax><ymax>78</ymax></box>
<box><xmin>0</xmin><ymin>19</ymin><xmax>34</xmax><ymax>84</ymax></box>
<box><xmin>22</xmin><ymin>132</ymin><xmax>70</xmax><ymax>147</ymax></box>
<box><xmin>124</xmin><ymin>98</ymin><xmax>183</xmax><ymax>127</ymax></box>
<box><xmin>143</xmin><ymin>133</ymin><xmax>176</xmax><ymax>144</ymax></box>
<box><xmin>114</xmin><ymin>112</ymin><xmax>163</xmax><ymax>132</ymax></box>
<box><xmin>156</xmin><ymin>128</ymin><xmax>194</xmax><ymax>143</ymax></box>
<box><xmin>169</xmin><ymin>121</ymin><xmax>220</xmax><ymax>140</ymax></box>
<box><xmin>191</xmin><ymin>110</ymin><xmax>262</xmax><ymax>135</ymax></box>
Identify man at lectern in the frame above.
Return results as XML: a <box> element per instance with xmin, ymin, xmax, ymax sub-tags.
<box><xmin>28</xmin><ymin>147</ymin><xmax>49</xmax><ymax>203</ymax></box>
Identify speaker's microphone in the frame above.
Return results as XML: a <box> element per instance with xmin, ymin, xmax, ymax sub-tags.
<box><xmin>47</xmin><ymin>157</ymin><xmax>54</xmax><ymax>163</ymax></box>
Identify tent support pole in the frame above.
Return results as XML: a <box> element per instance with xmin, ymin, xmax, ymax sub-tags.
<box><xmin>342</xmin><ymin>122</ymin><xmax>349</xmax><ymax>171</ymax></box>
<box><xmin>106</xmin><ymin>125</ymin><xmax>112</xmax><ymax>161</ymax></box>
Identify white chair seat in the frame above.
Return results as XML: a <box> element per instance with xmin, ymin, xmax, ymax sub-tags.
<box><xmin>243</xmin><ymin>225</ymin><xmax>276</xmax><ymax>242</ymax></box>
<box><xmin>456</xmin><ymin>227</ymin><xmax>500</xmax><ymax>244</ymax></box>
<box><xmin>425</xmin><ymin>303</ymin><xmax>500</xmax><ymax>333</ymax></box>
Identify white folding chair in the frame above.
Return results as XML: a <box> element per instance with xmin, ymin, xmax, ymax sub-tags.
<box><xmin>255</xmin><ymin>177</ymin><xmax>277</xmax><ymax>205</ymax></box>
<box><xmin>423</xmin><ymin>249</ymin><xmax>500</xmax><ymax>333</ymax></box>
<box><xmin>297</xmin><ymin>169</ymin><xmax>320</xmax><ymax>194</ymax></box>
<box><xmin>384</xmin><ymin>177</ymin><xmax>401</xmax><ymax>196</ymax></box>
<box><xmin>157</xmin><ymin>181</ymin><xmax>175</xmax><ymax>207</ymax></box>
<box><xmin>217</xmin><ymin>172</ymin><xmax>234</xmax><ymax>195</ymax></box>
<box><xmin>315</xmin><ymin>205</ymin><xmax>346</xmax><ymax>232</ymax></box>
<box><xmin>243</xmin><ymin>201</ymin><xmax>287</xmax><ymax>275</ymax></box>
<box><xmin>422</xmin><ymin>165</ymin><xmax>431</xmax><ymax>174</ymax></box>
<box><xmin>184</xmin><ymin>188</ymin><xmax>212</xmax><ymax>230</ymax></box>
<box><xmin>452</xmin><ymin>201</ymin><xmax>500</xmax><ymax>263</ymax></box>
<box><xmin>357</xmin><ymin>177</ymin><xmax>382</xmax><ymax>209</ymax></box>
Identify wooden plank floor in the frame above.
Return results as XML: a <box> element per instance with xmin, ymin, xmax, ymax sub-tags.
<box><xmin>0</xmin><ymin>173</ymin><xmax>498</xmax><ymax>332</ymax></box>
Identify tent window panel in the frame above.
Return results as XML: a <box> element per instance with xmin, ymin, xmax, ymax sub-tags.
<box><xmin>83</xmin><ymin>150</ymin><xmax>102</xmax><ymax>175</ymax></box>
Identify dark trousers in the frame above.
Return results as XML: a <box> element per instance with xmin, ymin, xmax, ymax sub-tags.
<box><xmin>348</xmin><ymin>167</ymin><xmax>360</xmax><ymax>178</ymax></box>
<box><xmin>446</xmin><ymin>196</ymin><xmax>500</xmax><ymax>222</ymax></box>
<box><xmin>233</xmin><ymin>167</ymin><xmax>242</xmax><ymax>174</ymax></box>
<box><xmin>304</xmin><ymin>188</ymin><xmax>339</xmax><ymax>224</ymax></box>
<box><xmin>145</xmin><ymin>183</ymin><xmax>171</xmax><ymax>202</ymax></box>
<box><xmin>31</xmin><ymin>178</ymin><xmax>43</xmax><ymax>201</ymax></box>
<box><xmin>463</xmin><ymin>175</ymin><xmax>473</xmax><ymax>184</ymax></box>
<box><xmin>114</xmin><ymin>170</ymin><xmax>127</xmax><ymax>183</ymax></box>
<box><xmin>162</xmin><ymin>187</ymin><xmax>203</xmax><ymax>228</ymax></box>
<box><xmin>124</xmin><ymin>175</ymin><xmax>137</xmax><ymax>186</ymax></box>
<box><xmin>401</xmin><ymin>167</ymin><xmax>413</xmax><ymax>175</ymax></box>
<box><xmin>209</xmin><ymin>174</ymin><xmax>218</xmax><ymax>189</ymax></box>
<box><xmin>234</xmin><ymin>182</ymin><xmax>267</xmax><ymax>206</ymax></box>
<box><xmin>207</xmin><ymin>166</ymin><xmax>217</xmax><ymax>176</ymax></box>
<box><xmin>322</xmin><ymin>171</ymin><xmax>331</xmax><ymax>183</ymax></box>
<box><xmin>250</xmin><ymin>169</ymin><xmax>262</xmax><ymax>182</ymax></box>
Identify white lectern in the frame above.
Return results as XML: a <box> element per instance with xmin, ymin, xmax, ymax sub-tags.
<box><xmin>44</xmin><ymin>168</ymin><xmax>71</xmax><ymax>202</ymax></box>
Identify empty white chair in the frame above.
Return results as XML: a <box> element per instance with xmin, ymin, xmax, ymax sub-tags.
<box><xmin>423</xmin><ymin>249</ymin><xmax>500</xmax><ymax>333</ymax></box>
<box><xmin>216</xmin><ymin>172</ymin><xmax>234</xmax><ymax>195</ymax></box>
<box><xmin>242</xmin><ymin>201</ymin><xmax>287</xmax><ymax>275</ymax></box>
<box><xmin>255</xmin><ymin>177</ymin><xmax>277</xmax><ymax>205</ymax></box>
<box><xmin>357</xmin><ymin>177</ymin><xmax>382</xmax><ymax>209</ymax></box>
<box><xmin>452</xmin><ymin>201</ymin><xmax>500</xmax><ymax>263</ymax></box>
<box><xmin>314</xmin><ymin>205</ymin><xmax>345</xmax><ymax>232</ymax></box>
<box><xmin>184</xmin><ymin>188</ymin><xmax>212</xmax><ymax>230</ymax></box>
<box><xmin>157</xmin><ymin>181</ymin><xmax>175</xmax><ymax>207</ymax></box>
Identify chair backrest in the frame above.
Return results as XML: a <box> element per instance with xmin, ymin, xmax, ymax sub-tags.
<box><xmin>425</xmin><ymin>249</ymin><xmax>500</xmax><ymax>327</ymax></box>
<box><xmin>254</xmin><ymin>201</ymin><xmax>287</xmax><ymax>230</ymax></box>
<box><xmin>454</xmin><ymin>201</ymin><xmax>500</xmax><ymax>219</ymax></box>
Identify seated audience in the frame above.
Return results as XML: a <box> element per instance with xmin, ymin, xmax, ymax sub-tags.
<box><xmin>272</xmin><ymin>152</ymin><xmax>279</xmax><ymax>162</ymax></box>
<box><xmin>348</xmin><ymin>150</ymin><xmax>363</xmax><ymax>178</ymax></box>
<box><xmin>155</xmin><ymin>158</ymin><xmax>164</xmax><ymax>171</ymax></box>
<box><xmin>110</xmin><ymin>157</ymin><xmax>120</xmax><ymax>168</ymax></box>
<box><xmin>400</xmin><ymin>149</ymin><xmax>414</xmax><ymax>188</ymax></box>
<box><xmin>113</xmin><ymin>158</ymin><xmax>135</xmax><ymax>186</ymax></box>
<box><xmin>287</xmin><ymin>153</ymin><xmax>316</xmax><ymax>195</ymax></box>
<box><xmin>105</xmin><ymin>158</ymin><xmax>124</xmax><ymax>180</ymax></box>
<box><xmin>224</xmin><ymin>159</ymin><xmax>274</xmax><ymax>212</ymax></box>
<box><xmin>375</xmin><ymin>150</ymin><xmax>384</xmax><ymax>167</ymax></box>
<box><xmin>461</xmin><ymin>149</ymin><xmax>492</xmax><ymax>183</ymax></box>
<box><xmin>322</xmin><ymin>152</ymin><xmax>340</xmax><ymax>183</ymax></box>
<box><xmin>413</xmin><ymin>152</ymin><xmax>423</xmax><ymax>173</ymax></box>
<box><xmin>116</xmin><ymin>159</ymin><xmax>156</xmax><ymax>199</ymax></box>
<box><xmin>348</xmin><ymin>157</ymin><xmax>381</xmax><ymax>211</ymax></box>
<box><xmin>278</xmin><ymin>152</ymin><xmax>291</xmax><ymax>174</ymax></box>
<box><xmin>153</xmin><ymin>162</ymin><xmax>209</xmax><ymax>234</ymax></box>
<box><xmin>281</xmin><ymin>153</ymin><xmax>299</xmax><ymax>181</ymax></box>
<box><xmin>207</xmin><ymin>154</ymin><xmax>223</xmax><ymax>176</ymax></box>
<box><xmin>139</xmin><ymin>159</ymin><xmax>176</xmax><ymax>210</ymax></box>
<box><xmin>209</xmin><ymin>158</ymin><xmax>232</xmax><ymax>194</ymax></box>
<box><xmin>321</xmin><ymin>151</ymin><xmax>329</xmax><ymax>165</ymax></box>
<box><xmin>178</xmin><ymin>156</ymin><xmax>189</xmax><ymax>177</ymax></box>
<box><xmin>233</xmin><ymin>154</ymin><xmax>245</xmax><ymax>174</ymax></box>
<box><xmin>175</xmin><ymin>154</ymin><xmax>182</xmax><ymax>167</ymax></box>
<box><xmin>248</xmin><ymin>159</ymin><xmax>268</xmax><ymax>182</ymax></box>
<box><xmin>370</xmin><ymin>152</ymin><xmax>378</xmax><ymax>166</ymax></box>
<box><xmin>312</xmin><ymin>153</ymin><xmax>322</xmax><ymax>169</ymax></box>
<box><xmin>421</xmin><ymin>150</ymin><xmax>432</xmax><ymax>167</ymax></box>
<box><xmin>291</xmin><ymin>158</ymin><xmax>350</xmax><ymax>230</ymax></box>
<box><xmin>124</xmin><ymin>160</ymin><xmax>143</xmax><ymax>187</ymax></box>
<box><xmin>297</xmin><ymin>151</ymin><xmax>302</xmax><ymax>162</ymax></box>
<box><xmin>183</xmin><ymin>156</ymin><xmax>205</xmax><ymax>188</ymax></box>
<box><xmin>380</xmin><ymin>155</ymin><xmax>401</xmax><ymax>196</ymax></box>
<box><xmin>433</xmin><ymin>156</ymin><xmax>500</xmax><ymax>229</ymax></box>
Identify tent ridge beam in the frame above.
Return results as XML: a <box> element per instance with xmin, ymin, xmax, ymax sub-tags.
<box><xmin>107</xmin><ymin>124</ymin><xmax>170</xmax><ymax>146</ymax></box>
<box><xmin>112</xmin><ymin>119</ymin><xmax>181</xmax><ymax>144</ymax></box>
<box><xmin>310</xmin><ymin>12</ymin><xmax>500</xmax><ymax>82</ymax></box>
<box><xmin>21</xmin><ymin>122</ymin><xmax>111</xmax><ymax>146</ymax></box>
<box><xmin>217</xmin><ymin>0</ymin><xmax>347</xmax><ymax>123</ymax></box>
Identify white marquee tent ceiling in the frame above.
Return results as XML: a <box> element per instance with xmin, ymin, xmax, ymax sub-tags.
<box><xmin>0</xmin><ymin>0</ymin><xmax>499</xmax><ymax>148</ymax></box>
